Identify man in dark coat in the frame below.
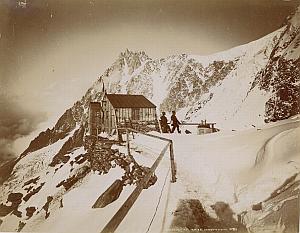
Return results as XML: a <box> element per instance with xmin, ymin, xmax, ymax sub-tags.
<box><xmin>160</xmin><ymin>112</ymin><xmax>170</xmax><ymax>133</ymax></box>
<box><xmin>171</xmin><ymin>111</ymin><xmax>181</xmax><ymax>133</ymax></box>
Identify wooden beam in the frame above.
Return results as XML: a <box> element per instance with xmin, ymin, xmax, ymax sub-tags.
<box><xmin>169</xmin><ymin>142</ymin><xmax>176</xmax><ymax>183</ymax></box>
<box><xmin>126</xmin><ymin>128</ymin><xmax>131</xmax><ymax>157</ymax></box>
<box><xmin>100</xmin><ymin>142</ymin><xmax>170</xmax><ymax>233</ymax></box>
<box><xmin>118</xmin><ymin>128</ymin><xmax>172</xmax><ymax>143</ymax></box>
<box><xmin>115</xmin><ymin>111</ymin><xmax>123</xmax><ymax>142</ymax></box>
<box><xmin>180</xmin><ymin>123</ymin><xmax>216</xmax><ymax>126</ymax></box>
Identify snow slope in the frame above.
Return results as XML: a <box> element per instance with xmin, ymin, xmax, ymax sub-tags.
<box><xmin>160</xmin><ymin>116</ymin><xmax>300</xmax><ymax>232</ymax></box>
<box><xmin>0</xmin><ymin>117</ymin><xmax>299</xmax><ymax>232</ymax></box>
<box><xmin>21</xmin><ymin>115</ymin><xmax>300</xmax><ymax>233</ymax></box>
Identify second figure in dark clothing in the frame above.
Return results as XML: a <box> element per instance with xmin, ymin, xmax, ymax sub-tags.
<box><xmin>160</xmin><ymin>112</ymin><xmax>171</xmax><ymax>133</ymax></box>
<box><xmin>171</xmin><ymin>111</ymin><xmax>181</xmax><ymax>133</ymax></box>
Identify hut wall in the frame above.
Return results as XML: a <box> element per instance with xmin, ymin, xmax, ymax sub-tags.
<box><xmin>114</xmin><ymin>107</ymin><xmax>156</xmax><ymax>123</ymax></box>
<box><xmin>102</xmin><ymin>96</ymin><xmax>117</xmax><ymax>133</ymax></box>
<box><xmin>115</xmin><ymin>108</ymin><xmax>132</xmax><ymax>122</ymax></box>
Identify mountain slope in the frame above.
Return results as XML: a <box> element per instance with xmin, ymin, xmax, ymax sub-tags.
<box><xmin>252</xmin><ymin>7</ymin><xmax>300</xmax><ymax>123</ymax></box>
<box><xmin>17</xmin><ymin>6</ymin><xmax>300</xmax><ymax>160</ymax></box>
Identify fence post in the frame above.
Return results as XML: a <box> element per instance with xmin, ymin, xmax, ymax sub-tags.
<box><xmin>126</xmin><ymin>128</ymin><xmax>131</xmax><ymax>157</ymax></box>
<box><xmin>169</xmin><ymin>142</ymin><xmax>176</xmax><ymax>183</ymax></box>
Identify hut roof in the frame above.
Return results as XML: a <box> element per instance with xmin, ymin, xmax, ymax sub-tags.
<box><xmin>106</xmin><ymin>94</ymin><xmax>156</xmax><ymax>108</ymax></box>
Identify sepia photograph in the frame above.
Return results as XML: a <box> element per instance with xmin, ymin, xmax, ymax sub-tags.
<box><xmin>0</xmin><ymin>0</ymin><xmax>300</xmax><ymax>232</ymax></box>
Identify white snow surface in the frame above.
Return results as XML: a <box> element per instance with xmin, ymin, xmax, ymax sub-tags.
<box><xmin>159</xmin><ymin>116</ymin><xmax>300</xmax><ymax>231</ymax></box>
<box><xmin>2</xmin><ymin>116</ymin><xmax>299</xmax><ymax>233</ymax></box>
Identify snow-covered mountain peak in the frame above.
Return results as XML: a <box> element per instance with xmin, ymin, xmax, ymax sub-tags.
<box><xmin>118</xmin><ymin>48</ymin><xmax>150</xmax><ymax>61</ymax></box>
<box><xmin>115</xmin><ymin>49</ymin><xmax>151</xmax><ymax>75</ymax></box>
<box><xmin>15</xmin><ymin>5</ymin><xmax>299</xmax><ymax>162</ymax></box>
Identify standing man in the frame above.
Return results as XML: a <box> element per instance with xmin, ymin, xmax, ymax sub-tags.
<box><xmin>160</xmin><ymin>112</ymin><xmax>170</xmax><ymax>133</ymax></box>
<box><xmin>171</xmin><ymin>111</ymin><xmax>181</xmax><ymax>133</ymax></box>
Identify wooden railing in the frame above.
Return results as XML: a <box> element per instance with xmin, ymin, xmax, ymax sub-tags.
<box><xmin>100</xmin><ymin>128</ymin><xmax>176</xmax><ymax>233</ymax></box>
<box><xmin>123</xmin><ymin>128</ymin><xmax>176</xmax><ymax>183</ymax></box>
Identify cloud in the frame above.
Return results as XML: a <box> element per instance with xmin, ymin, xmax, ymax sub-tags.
<box><xmin>0</xmin><ymin>138</ymin><xmax>14</xmax><ymax>162</ymax></box>
<box><xmin>0</xmin><ymin>93</ymin><xmax>46</xmax><ymax>162</ymax></box>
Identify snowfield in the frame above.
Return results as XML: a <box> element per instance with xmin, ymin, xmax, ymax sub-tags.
<box><xmin>1</xmin><ymin>116</ymin><xmax>298</xmax><ymax>233</ymax></box>
<box><xmin>117</xmin><ymin>116</ymin><xmax>300</xmax><ymax>233</ymax></box>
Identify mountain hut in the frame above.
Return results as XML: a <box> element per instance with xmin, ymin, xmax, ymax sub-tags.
<box><xmin>88</xmin><ymin>94</ymin><xmax>159</xmax><ymax>136</ymax></box>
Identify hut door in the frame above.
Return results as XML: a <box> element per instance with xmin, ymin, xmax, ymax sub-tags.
<box><xmin>132</xmin><ymin>108</ymin><xmax>140</xmax><ymax>120</ymax></box>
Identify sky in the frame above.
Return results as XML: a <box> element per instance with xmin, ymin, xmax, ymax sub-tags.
<box><xmin>0</xmin><ymin>0</ymin><xmax>299</xmax><ymax>161</ymax></box>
